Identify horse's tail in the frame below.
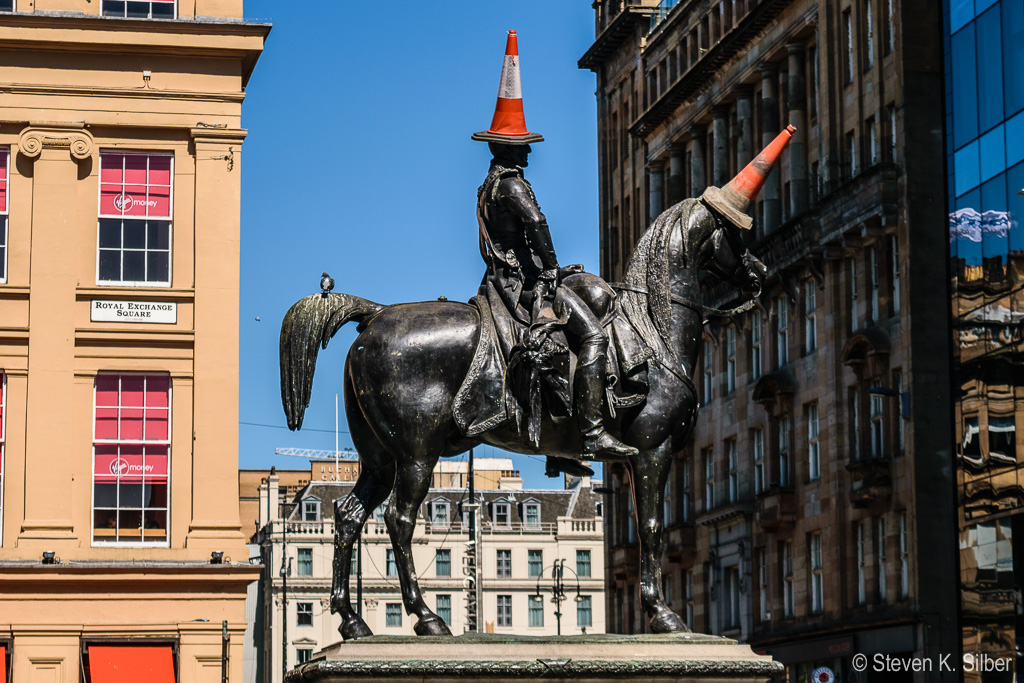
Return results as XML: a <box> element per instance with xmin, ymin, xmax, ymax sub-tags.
<box><xmin>280</xmin><ymin>292</ymin><xmax>384</xmax><ymax>430</ymax></box>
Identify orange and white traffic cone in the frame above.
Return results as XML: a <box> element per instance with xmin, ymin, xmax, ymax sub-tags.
<box><xmin>701</xmin><ymin>125</ymin><xmax>796</xmax><ymax>229</ymax></box>
<box><xmin>472</xmin><ymin>30</ymin><xmax>544</xmax><ymax>144</ymax></box>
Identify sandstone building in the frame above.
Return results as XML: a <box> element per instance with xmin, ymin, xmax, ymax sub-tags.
<box><xmin>580</xmin><ymin>1</ymin><xmax>956</xmax><ymax>679</ymax></box>
<box><xmin>0</xmin><ymin>1</ymin><xmax>268</xmax><ymax>680</ymax></box>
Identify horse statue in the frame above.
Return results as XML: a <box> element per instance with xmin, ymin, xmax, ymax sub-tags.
<box><xmin>280</xmin><ymin>128</ymin><xmax>793</xmax><ymax>640</ymax></box>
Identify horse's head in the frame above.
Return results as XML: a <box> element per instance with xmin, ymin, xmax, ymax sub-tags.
<box><xmin>692</xmin><ymin>200</ymin><xmax>766</xmax><ymax>298</ymax></box>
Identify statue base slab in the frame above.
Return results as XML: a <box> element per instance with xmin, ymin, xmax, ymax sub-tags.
<box><xmin>287</xmin><ymin>632</ymin><xmax>783</xmax><ymax>682</ymax></box>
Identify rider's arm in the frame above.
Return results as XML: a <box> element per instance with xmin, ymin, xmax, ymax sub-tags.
<box><xmin>498</xmin><ymin>178</ymin><xmax>559</xmax><ymax>276</ymax></box>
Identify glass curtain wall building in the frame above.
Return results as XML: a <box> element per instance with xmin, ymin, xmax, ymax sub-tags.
<box><xmin>946</xmin><ymin>0</ymin><xmax>1024</xmax><ymax>675</ymax></box>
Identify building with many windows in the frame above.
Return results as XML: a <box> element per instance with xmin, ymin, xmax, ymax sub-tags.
<box><xmin>249</xmin><ymin>458</ymin><xmax>605</xmax><ymax>680</ymax></box>
<box><xmin>945</xmin><ymin>0</ymin><xmax>1024</xmax><ymax>679</ymax></box>
<box><xmin>580</xmin><ymin>0</ymin><xmax>956</xmax><ymax>679</ymax></box>
<box><xmin>0</xmin><ymin>1</ymin><xmax>268</xmax><ymax>679</ymax></box>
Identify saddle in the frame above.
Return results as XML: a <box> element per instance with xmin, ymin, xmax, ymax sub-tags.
<box><xmin>452</xmin><ymin>275</ymin><xmax>653</xmax><ymax>443</ymax></box>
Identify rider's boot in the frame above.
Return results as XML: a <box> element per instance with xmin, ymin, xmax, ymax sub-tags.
<box><xmin>576</xmin><ymin>340</ymin><xmax>639</xmax><ymax>459</ymax></box>
<box><xmin>545</xmin><ymin>456</ymin><xmax>596</xmax><ymax>478</ymax></box>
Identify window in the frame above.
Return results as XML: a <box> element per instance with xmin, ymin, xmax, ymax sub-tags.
<box><xmin>804</xmin><ymin>282</ymin><xmax>816</xmax><ymax>353</ymax></box>
<box><xmin>373</xmin><ymin>504</ymin><xmax>385</xmax><ymax>522</ymax></box>
<box><xmin>92</xmin><ymin>374</ymin><xmax>170</xmax><ymax>544</ymax></box>
<box><xmin>702</xmin><ymin>340</ymin><xmax>713</xmax><ymax>404</ymax></box>
<box><xmin>0</xmin><ymin>147</ymin><xmax>8</xmax><ymax>283</ymax></box>
<box><xmin>726</xmin><ymin>326</ymin><xmax>736</xmax><ymax>394</ymax></box>
<box><xmin>849</xmin><ymin>257</ymin><xmax>859</xmax><ymax>332</ymax></box>
<box><xmin>782</xmin><ymin>541</ymin><xmax>794</xmax><ymax>618</ymax></box>
<box><xmin>847</xmin><ymin>130</ymin><xmax>858</xmax><ymax>178</ymax></box>
<box><xmin>0</xmin><ymin>1</ymin><xmax>11</xmax><ymax>11</ymax></box>
<box><xmin>529</xmin><ymin>595</ymin><xmax>544</xmax><ymax>627</ymax></box>
<box><xmin>776</xmin><ymin>297</ymin><xmax>788</xmax><ymax>367</ymax></box>
<box><xmin>890</xmin><ymin>235</ymin><xmax>900</xmax><ymax>315</ymax></box>
<box><xmin>753</xmin><ymin>428</ymin><xmax>765</xmax><ymax>494</ymax></box>
<box><xmin>884</xmin><ymin>0</ymin><xmax>894</xmax><ymax>55</ymax></box>
<box><xmin>577</xmin><ymin>595</ymin><xmax>593</xmax><ymax>628</ymax></box>
<box><xmin>864</xmin><ymin>0</ymin><xmax>875</xmax><ymax>69</ymax></box>
<box><xmin>877</xmin><ymin>517</ymin><xmax>888</xmax><ymax>602</ymax></box>
<box><xmin>808</xmin><ymin>403</ymin><xmax>820</xmax><ymax>480</ymax></box>
<box><xmin>807</xmin><ymin>533</ymin><xmax>822</xmax><ymax>615</ymax></box>
<box><xmin>432</xmin><ymin>499</ymin><xmax>450</xmax><ymax>526</ymax></box>
<box><xmin>844</xmin><ymin>9</ymin><xmax>854</xmax><ymax>83</ymax></box>
<box><xmin>493</xmin><ymin>502</ymin><xmax>510</xmax><ymax>527</ymax></box>
<box><xmin>102</xmin><ymin>0</ymin><xmax>175</xmax><ymax>18</ymax></box>
<box><xmin>296</xmin><ymin>648</ymin><xmax>312</xmax><ymax>664</ymax></box>
<box><xmin>386</xmin><ymin>602</ymin><xmax>402</xmax><ymax>627</ymax></box>
<box><xmin>778</xmin><ymin>416</ymin><xmax>790</xmax><ymax>487</ymax></box>
<box><xmin>435</xmin><ymin>548</ymin><xmax>451</xmax><ymax>577</ymax></box>
<box><xmin>704</xmin><ymin>449</ymin><xmax>715</xmax><ymax>511</ymax></box>
<box><xmin>870</xmin><ymin>381</ymin><xmax>884</xmax><ymax>458</ymax></box>
<box><xmin>497</xmin><ymin>595</ymin><xmax>512</xmax><ymax>627</ymax></box>
<box><xmin>496</xmin><ymin>549</ymin><xmax>511</xmax><ymax>578</ymax></box>
<box><xmin>626</xmin><ymin>492</ymin><xmax>637</xmax><ymax>543</ymax></box>
<box><xmin>98</xmin><ymin>152</ymin><xmax>173</xmax><ymax>286</ymax></box>
<box><xmin>297</xmin><ymin>548</ymin><xmax>312</xmax><ymax>577</ymax></box>
<box><xmin>895</xmin><ymin>369</ymin><xmax>905</xmax><ymax>452</ymax></box>
<box><xmin>663</xmin><ymin>573</ymin><xmax>673</xmax><ymax>605</ymax></box>
<box><xmin>685</xmin><ymin>569</ymin><xmax>695</xmax><ymax>626</ymax></box>
<box><xmin>528</xmin><ymin>549</ymin><xmax>543</xmax><ymax>578</ymax></box>
<box><xmin>856</xmin><ymin>521</ymin><xmax>867</xmax><ymax>605</ymax></box>
<box><xmin>664</xmin><ymin>473</ymin><xmax>673</xmax><ymax>526</ymax></box>
<box><xmin>867</xmin><ymin>117</ymin><xmax>878</xmax><ymax>165</ymax></box>
<box><xmin>899</xmin><ymin>512</ymin><xmax>909</xmax><ymax>598</ymax></box>
<box><xmin>303</xmin><ymin>499</ymin><xmax>320</xmax><ymax>522</ymax></box>
<box><xmin>758</xmin><ymin>549</ymin><xmax>768</xmax><ymax>621</ymax></box>
<box><xmin>869</xmin><ymin>246</ymin><xmax>880</xmax><ymax>322</ymax></box>
<box><xmin>682</xmin><ymin>460</ymin><xmax>692</xmax><ymax>522</ymax></box>
<box><xmin>577</xmin><ymin>549</ymin><xmax>591</xmax><ymax>578</ymax></box>
<box><xmin>724</xmin><ymin>566</ymin><xmax>740</xmax><ymax>629</ymax></box>
<box><xmin>436</xmin><ymin>594</ymin><xmax>452</xmax><ymax>626</ymax></box>
<box><xmin>887</xmin><ymin>104</ymin><xmax>897</xmax><ymax>163</ymax></box>
<box><xmin>751</xmin><ymin>310</ymin><xmax>763</xmax><ymax>380</ymax></box>
<box><xmin>386</xmin><ymin>549</ymin><xmax>397</xmax><ymax>577</ymax></box>
<box><xmin>297</xmin><ymin>602</ymin><xmax>313</xmax><ymax>627</ymax></box>
<box><xmin>524</xmin><ymin>502</ymin><xmax>541</xmax><ymax>528</ymax></box>
<box><xmin>727</xmin><ymin>440</ymin><xmax>738</xmax><ymax>503</ymax></box>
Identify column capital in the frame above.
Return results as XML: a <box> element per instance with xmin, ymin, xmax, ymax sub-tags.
<box><xmin>758</xmin><ymin>60</ymin><xmax>780</xmax><ymax>76</ymax></box>
<box><xmin>18</xmin><ymin>122</ymin><xmax>93</xmax><ymax>162</ymax></box>
<box><xmin>785</xmin><ymin>42</ymin><xmax>807</xmax><ymax>55</ymax></box>
<box><xmin>687</xmin><ymin>123</ymin><xmax>706</xmax><ymax>139</ymax></box>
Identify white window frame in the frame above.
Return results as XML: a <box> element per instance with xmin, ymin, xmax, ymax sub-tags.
<box><xmin>96</xmin><ymin>151</ymin><xmax>174</xmax><ymax>288</ymax></box>
<box><xmin>776</xmin><ymin>297</ymin><xmax>789</xmax><ymax>367</ymax></box>
<box><xmin>385</xmin><ymin>602</ymin><xmax>402</xmax><ymax>627</ymax></box>
<box><xmin>296</xmin><ymin>601</ymin><xmax>313</xmax><ymax>627</ymax></box>
<box><xmin>497</xmin><ymin>594</ymin><xmax>513</xmax><ymax>627</ymax></box>
<box><xmin>432</xmin><ymin>498</ymin><xmax>450</xmax><ymax>527</ymax></box>
<box><xmin>808</xmin><ymin>403</ymin><xmax>820</xmax><ymax>480</ymax></box>
<box><xmin>778</xmin><ymin>416</ymin><xmax>790</xmax><ymax>487</ymax></box>
<box><xmin>726</xmin><ymin>326</ymin><xmax>736</xmax><ymax>394</ymax></box>
<box><xmin>804</xmin><ymin>282</ymin><xmax>816</xmax><ymax>353</ymax></box>
<box><xmin>435</xmin><ymin>548</ymin><xmax>451</xmax><ymax>577</ymax></box>
<box><xmin>576</xmin><ymin>549</ymin><xmax>592</xmax><ymax>578</ymax></box>
<box><xmin>751</xmin><ymin>310</ymin><xmax>763</xmax><ymax>380</ymax></box>
<box><xmin>704</xmin><ymin>450</ymin><xmax>715</xmax><ymax>511</ymax></box>
<box><xmin>529</xmin><ymin>593</ymin><xmax>545</xmax><ymax>627</ymax></box>
<box><xmin>302</xmin><ymin>498</ymin><xmax>320</xmax><ymax>522</ymax></box>
<box><xmin>101</xmin><ymin>0</ymin><xmax>177</xmax><ymax>19</ymax></box>
<box><xmin>753</xmin><ymin>428</ymin><xmax>764</xmax><ymax>495</ymax></box>
<box><xmin>885</xmin><ymin>0</ymin><xmax>895</xmax><ymax>54</ymax></box>
<box><xmin>877</xmin><ymin>516</ymin><xmax>888</xmax><ymax>602</ymax></box>
<box><xmin>577</xmin><ymin>595</ymin><xmax>593</xmax><ymax>628</ymax></box>
<box><xmin>493</xmin><ymin>501</ymin><xmax>511</xmax><ymax>527</ymax></box>
<box><xmin>868</xmin><ymin>116</ymin><xmax>878</xmax><ymax>165</ymax></box>
<box><xmin>297</xmin><ymin>547</ymin><xmax>313</xmax><ymax>577</ymax></box>
<box><xmin>496</xmin><ymin>548</ymin><xmax>512</xmax><ymax>578</ymax></box>
<box><xmin>663</xmin><ymin>472</ymin><xmax>673</xmax><ymax>526</ymax></box>
<box><xmin>844</xmin><ymin>9</ymin><xmax>854</xmax><ymax>82</ymax></box>
<box><xmin>870</xmin><ymin>381</ymin><xmax>884</xmax><ymax>458</ymax></box>
<box><xmin>864</xmin><ymin>0</ymin><xmax>875</xmax><ymax>69</ymax></box>
<box><xmin>0</xmin><ymin>146</ymin><xmax>8</xmax><ymax>285</ymax></box>
<box><xmin>811</xmin><ymin>532</ymin><xmax>823</xmax><ymax>613</ymax></box>
<box><xmin>91</xmin><ymin>372</ymin><xmax>171</xmax><ymax>548</ymax></box>
<box><xmin>523</xmin><ymin>501</ymin><xmax>541</xmax><ymax>528</ymax></box>
<box><xmin>727</xmin><ymin>440</ymin><xmax>738</xmax><ymax>504</ymax></box>
<box><xmin>527</xmin><ymin>548</ymin><xmax>543</xmax><ymax>578</ymax></box>
<box><xmin>783</xmin><ymin>541</ymin><xmax>794</xmax><ymax>618</ymax></box>
<box><xmin>848</xmin><ymin>130</ymin><xmax>858</xmax><ymax>177</ymax></box>
<box><xmin>386</xmin><ymin>549</ymin><xmax>398</xmax><ymax>577</ymax></box>
<box><xmin>870</xmin><ymin>246</ymin><xmax>880</xmax><ymax>322</ymax></box>
<box><xmin>703</xmin><ymin>340</ymin><xmax>713</xmax><ymax>404</ymax></box>
<box><xmin>436</xmin><ymin>594</ymin><xmax>452</xmax><ymax>626</ymax></box>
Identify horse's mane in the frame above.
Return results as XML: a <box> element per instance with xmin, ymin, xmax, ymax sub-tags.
<box><xmin>618</xmin><ymin>200</ymin><xmax>697</xmax><ymax>362</ymax></box>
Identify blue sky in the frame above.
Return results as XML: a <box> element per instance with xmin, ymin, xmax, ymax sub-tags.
<box><xmin>238</xmin><ymin>2</ymin><xmax>601</xmax><ymax>487</ymax></box>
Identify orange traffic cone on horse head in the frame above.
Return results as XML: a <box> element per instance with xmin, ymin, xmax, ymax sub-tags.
<box><xmin>472</xmin><ymin>30</ymin><xmax>544</xmax><ymax>144</ymax></box>
<box><xmin>701</xmin><ymin>125</ymin><xmax>796</xmax><ymax>230</ymax></box>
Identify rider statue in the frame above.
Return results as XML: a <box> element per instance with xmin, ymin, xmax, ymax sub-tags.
<box><xmin>473</xmin><ymin>94</ymin><xmax>638</xmax><ymax>471</ymax></box>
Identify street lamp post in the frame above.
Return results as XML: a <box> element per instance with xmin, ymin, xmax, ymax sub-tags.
<box><xmin>532</xmin><ymin>559</ymin><xmax>584</xmax><ymax>636</ymax></box>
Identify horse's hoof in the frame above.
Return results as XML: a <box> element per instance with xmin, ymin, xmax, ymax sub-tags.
<box><xmin>339</xmin><ymin>617</ymin><xmax>373</xmax><ymax>640</ymax></box>
<box><xmin>414</xmin><ymin>615</ymin><xmax>452</xmax><ymax>637</ymax></box>
<box><xmin>650</xmin><ymin>609</ymin><xmax>689</xmax><ymax>634</ymax></box>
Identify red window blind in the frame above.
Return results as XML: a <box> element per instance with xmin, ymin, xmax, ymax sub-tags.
<box><xmin>99</xmin><ymin>152</ymin><xmax>171</xmax><ymax>218</ymax></box>
<box><xmin>88</xmin><ymin>645</ymin><xmax>175</xmax><ymax>683</ymax></box>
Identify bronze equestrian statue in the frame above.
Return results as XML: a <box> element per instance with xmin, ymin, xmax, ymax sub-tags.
<box><xmin>280</xmin><ymin>30</ymin><xmax>792</xmax><ymax>640</ymax></box>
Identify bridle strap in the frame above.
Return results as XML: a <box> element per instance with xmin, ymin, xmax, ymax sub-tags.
<box><xmin>609</xmin><ymin>282</ymin><xmax>758</xmax><ymax>318</ymax></box>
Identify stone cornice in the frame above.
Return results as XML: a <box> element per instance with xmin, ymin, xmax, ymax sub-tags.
<box><xmin>18</xmin><ymin>122</ymin><xmax>93</xmax><ymax>161</ymax></box>
<box><xmin>0</xmin><ymin>82</ymin><xmax>245</xmax><ymax>104</ymax></box>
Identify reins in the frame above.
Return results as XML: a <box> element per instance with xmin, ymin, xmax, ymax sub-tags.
<box><xmin>609</xmin><ymin>282</ymin><xmax>759</xmax><ymax>319</ymax></box>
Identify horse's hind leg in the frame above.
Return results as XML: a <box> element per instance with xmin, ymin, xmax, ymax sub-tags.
<box><xmin>385</xmin><ymin>455</ymin><xmax>452</xmax><ymax>636</ymax></box>
<box><xmin>331</xmin><ymin>368</ymin><xmax>397</xmax><ymax>640</ymax></box>
<box><xmin>631</xmin><ymin>443</ymin><xmax>689</xmax><ymax>633</ymax></box>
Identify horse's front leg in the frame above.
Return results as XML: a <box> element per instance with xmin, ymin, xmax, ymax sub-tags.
<box><xmin>630</xmin><ymin>445</ymin><xmax>689</xmax><ymax>633</ymax></box>
<box><xmin>385</xmin><ymin>457</ymin><xmax>453</xmax><ymax>636</ymax></box>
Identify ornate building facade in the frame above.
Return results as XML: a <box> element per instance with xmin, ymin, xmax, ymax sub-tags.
<box><xmin>249</xmin><ymin>459</ymin><xmax>606</xmax><ymax>681</ymax></box>
<box><xmin>580</xmin><ymin>1</ymin><xmax>957</xmax><ymax>679</ymax></box>
<box><xmin>0</xmin><ymin>2</ymin><xmax>267</xmax><ymax>680</ymax></box>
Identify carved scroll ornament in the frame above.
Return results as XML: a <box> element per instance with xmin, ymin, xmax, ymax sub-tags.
<box><xmin>19</xmin><ymin>124</ymin><xmax>94</xmax><ymax>162</ymax></box>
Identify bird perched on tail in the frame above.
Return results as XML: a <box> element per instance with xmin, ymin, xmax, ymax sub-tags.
<box><xmin>320</xmin><ymin>272</ymin><xmax>335</xmax><ymax>296</ymax></box>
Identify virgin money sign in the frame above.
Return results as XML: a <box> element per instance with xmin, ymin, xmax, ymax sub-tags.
<box><xmin>0</xmin><ymin>147</ymin><xmax>8</xmax><ymax>213</ymax></box>
<box><xmin>99</xmin><ymin>152</ymin><xmax>171</xmax><ymax>218</ymax></box>
<box><xmin>94</xmin><ymin>450</ymin><xmax>168</xmax><ymax>483</ymax></box>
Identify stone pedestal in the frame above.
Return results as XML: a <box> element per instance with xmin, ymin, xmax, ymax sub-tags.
<box><xmin>287</xmin><ymin>633</ymin><xmax>783</xmax><ymax>682</ymax></box>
